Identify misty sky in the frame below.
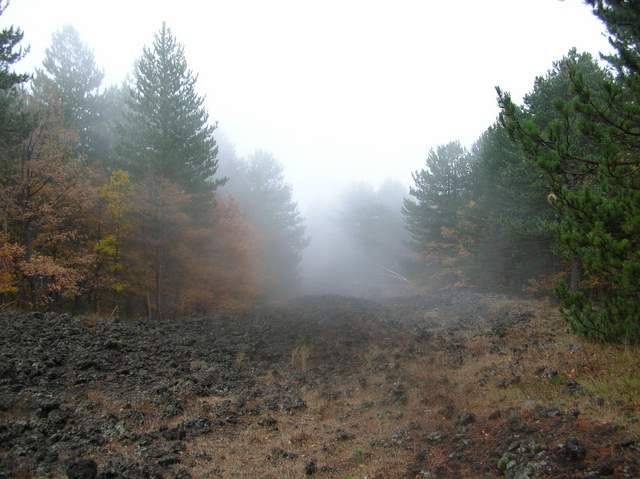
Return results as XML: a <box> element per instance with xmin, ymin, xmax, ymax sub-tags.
<box><xmin>5</xmin><ymin>0</ymin><xmax>610</xmax><ymax>210</ymax></box>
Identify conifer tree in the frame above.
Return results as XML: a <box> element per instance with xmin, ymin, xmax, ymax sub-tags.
<box><xmin>0</xmin><ymin>0</ymin><xmax>31</xmax><ymax>170</ymax></box>
<box><xmin>498</xmin><ymin>2</ymin><xmax>640</xmax><ymax>342</ymax></box>
<box><xmin>338</xmin><ymin>180</ymin><xmax>408</xmax><ymax>270</ymax></box>
<box><xmin>0</xmin><ymin>1</ymin><xmax>27</xmax><ymax>90</ymax></box>
<box><xmin>403</xmin><ymin>141</ymin><xmax>471</xmax><ymax>247</ymax></box>
<box><xmin>120</xmin><ymin>23</ymin><xmax>223</xmax><ymax>201</ymax></box>
<box><xmin>459</xmin><ymin>124</ymin><xmax>558</xmax><ymax>290</ymax></box>
<box><xmin>31</xmin><ymin>25</ymin><xmax>104</xmax><ymax>160</ymax></box>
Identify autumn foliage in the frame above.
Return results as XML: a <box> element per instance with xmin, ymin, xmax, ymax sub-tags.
<box><xmin>0</xmin><ymin>109</ymin><xmax>98</xmax><ymax>308</ymax></box>
<box><xmin>0</xmin><ymin>104</ymin><xmax>262</xmax><ymax>316</ymax></box>
<box><xmin>0</xmin><ymin>20</ymin><xmax>292</xmax><ymax>318</ymax></box>
<box><xmin>0</xmin><ymin>133</ymin><xmax>262</xmax><ymax>316</ymax></box>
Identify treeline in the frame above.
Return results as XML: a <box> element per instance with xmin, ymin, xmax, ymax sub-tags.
<box><xmin>217</xmin><ymin>143</ymin><xmax>308</xmax><ymax>299</ymax></box>
<box><xmin>0</xmin><ymin>10</ymin><xmax>306</xmax><ymax>318</ymax></box>
<box><xmin>404</xmin><ymin>0</ymin><xmax>640</xmax><ymax>343</ymax></box>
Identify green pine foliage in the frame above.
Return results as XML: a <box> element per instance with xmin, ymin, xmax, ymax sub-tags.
<box><xmin>31</xmin><ymin>25</ymin><xmax>104</xmax><ymax>160</ymax></box>
<box><xmin>119</xmin><ymin>23</ymin><xmax>223</xmax><ymax>200</ymax></box>
<box><xmin>402</xmin><ymin>141</ymin><xmax>471</xmax><ymax>284</ymax></box>
<box><xmin>0</xmin><ymin>1</ymin><xmax>33</xmax><ymax>175</ymax></box>
<box><xmin>0</xmin><ymin>1</ymin><xmax>28</xmax><ymax>91</ymax></box>
<box><xmin>459</xmin><ymin>124</ymin><xmax>558</xmax><ymax>291</ymax></box>
<box><xmin>403</xmin><ymin>141</ymin><xmax>471</xmax><ymax>246</ymax></box>
<box><xmin>498</xmin><ymin>2</ymin><xmax>640</xmax><ymax>342</ymax></box>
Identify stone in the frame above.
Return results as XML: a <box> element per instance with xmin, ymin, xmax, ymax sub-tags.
<box><xmin>456</xmin><ymin>412</ymin><xmax>476</xmax><ymax>427</ymax></box>
<box><xmin>66</xmin><ymin>459</ymin><xmax>98</xmax><ymax>479</ymax></box>
<box><xmin>558</xmin><ymin>437</ymin><xmax>586</xmax><ymax>462</ymax></box>
<box><xmin>304</xmin><ymin>459</ymin><xmax>317</xmax><ymax>475</ymax></box>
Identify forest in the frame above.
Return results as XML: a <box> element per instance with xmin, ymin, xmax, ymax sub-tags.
<box><xmin>2</xmin><ymin>1</ymin><xmax>640</xmax><ymax>478</ymax></box>
<box><xmin>0</xmin><ymin>17</ymin><xmax>308</xmax><ymax>319</ymax></box>
<box><xmin>402</xmin><ymin>1</ymin><xmax>640</xmax><ymax>344</ymax></box>
<box><xmin>2</xmin><ymin>0</ymin><xmax>637</xmax><ymax>343</ymax></box>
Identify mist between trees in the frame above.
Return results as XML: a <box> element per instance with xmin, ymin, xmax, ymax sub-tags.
<box><xmin>0</xmin><ymin>1</ymin><xmax>639</xmax><ymax>343</ymax></box>
<box><xmin>0</xmin><ymin>20</ymin><xmax>304</xmax><ymax>320</ymax></box>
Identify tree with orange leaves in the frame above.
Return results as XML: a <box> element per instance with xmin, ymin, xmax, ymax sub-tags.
<box><xmin>0</xmin><ymin>105</ymin><xmax>99</xmax><ymax>308</ymax></box>
<box><xmin>178</xmin><ymin>196</ymin><xmax>262</xmax><ymax>314</ymax></box>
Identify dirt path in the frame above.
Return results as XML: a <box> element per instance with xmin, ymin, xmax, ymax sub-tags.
<box><xmin>1</xmin><ymin>291</ymin><xmax>638</xmax><ymax>478</ymax></box>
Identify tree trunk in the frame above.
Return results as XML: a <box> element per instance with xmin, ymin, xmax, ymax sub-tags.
<box><xmin>23</xmin><ymin>219</ymin><xmax>36</xmax><ymax>309</ymax></box>
<box><xmin>145</xmin><ymin>283</ymin><xmax>152</xmax><ymax>321</ymax></box>
<box><xmin>569</xmin><ymin>258</ymin><xmax>581</xmax><ymax>291</ymax></box>
<box><xmin>154</xmin><ymin>249</ymin><xmax>161</xmax><ymax>320</ymax></box>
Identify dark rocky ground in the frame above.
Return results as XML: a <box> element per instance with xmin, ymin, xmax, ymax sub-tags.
<box><xmin>0</xmin><ymin>290</ymin><xmax>639</xmax><ymax>478</ymax></box>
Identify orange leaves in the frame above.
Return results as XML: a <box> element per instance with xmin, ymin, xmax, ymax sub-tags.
<box><xmin>119</xmin><ymin>176</ymin><xmax>263</xmax><ymax>319</ymax></box>
<box><xmin>0</xmin><ymin>106</ymin><xmax>101</xmax><ymax>307</ymax></box>
<box><xmin>0</xmin><ymin>233</ymin><xmax>23</xmax><ymax>296</ymax></box>
<box><xmin>155</xmin><ymin>193</ymin><xmax>262</xmax><ymax>315</ymax></box>
<box><xmin>19</xmin><ymin>253</ymin><xmax>84</xmax><ymax>300</ymax></box>
<box><xmin>1</xmin><ymin>109</ymin><xmax>263</xmax><ymax>314</ymax></box>
<box><xmin>205</xmin><ymin>196</ymin><xmax>262</xmax><ymax>311</ymax></box>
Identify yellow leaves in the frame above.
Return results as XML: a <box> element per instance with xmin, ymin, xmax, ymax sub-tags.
<box><xmin>95</xmin><ymin>234</ymin><xmax>118</xmax><ymax>257</ymax></box>
<box><xmin>111</xmin><ymin>281</ymin><xmax>128</xmax><ymax>294</ymax></box>
<box><xmin>100</xmin><ymin>170</ymin><xmax>133</xmax><ymax>222</ymax></box>
<box><xmin>90</xmin><ymin>170</ymin><xmax>136</xmax><ymax>299</ymax></box>
<box><xmin>0</xmin><ymin>272</ymin><xmax>19</xmax><ymax>295</ymax></box>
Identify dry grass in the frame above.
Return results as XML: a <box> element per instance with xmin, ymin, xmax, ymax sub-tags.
<box><xmin>86</xmin><ymin>388</ymin><xmax>125</xmax><ymax>414</ymax></box>
<box><xmin>53</xmin><ymin>294</ymin><xmax>640</xmax><ymax>477</ymax></box>
<box><xmin>180</xmin><ymin>371</ymin><xmax>425</xmax><ymax>478</ymax></box>
<box><xmin>290</xmin><ymin>344</ymin><xmax>311</xmax><ymax>372</ymax></box>
<box><xmin>473</xmin><ymin>296</ymin><xmax>640</xmax><ymax>432</ymax></box>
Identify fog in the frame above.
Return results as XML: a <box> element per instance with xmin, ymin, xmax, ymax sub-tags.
<box><xmin>5</xmin><ymin>0</ymin><xmax>612</xmax><ymax>295</ymax></box>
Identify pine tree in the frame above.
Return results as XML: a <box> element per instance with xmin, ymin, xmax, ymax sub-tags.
<box><xmin>402</xmin><ymin>141</ymin><xmax>471</xmax><ymax>284</ymax></box>
<box><xmin>0</xmin><ymin>1</ymin><xmax>27</xmax><ymax>90</ymax></box>
<box><xmin>403</xmin><ymin>141</ymin><xmax>471</xmax><ymax>247</ymax></box>
<box><xmin>0</xmin><ymin>0</ymin><xmax>31</xmax><ymax>171</ymax></box>
<box><xmin>31</xmin><ymin>25</ymin><xmax>104</xmax><ymax>160</ymax></box>
<box><xmin>498</xmin><ymin>2</ymin><xmax>640</xmax><ymax>342</ymax></box>
<box><xmin>459</xmin><ymin>124</ymin><xmax>558</xmax><ymax>291</ymax></box>
<box><xmin>120</xmin><ymin>23</ymin><xmax>223</xmax><ymax>201</ymax></box>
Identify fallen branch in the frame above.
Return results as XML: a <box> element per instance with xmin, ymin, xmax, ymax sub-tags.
<box><xmin>0</xmin><ymin>300</ymin><xmax>18</xmax><ymax>312</ymax></box>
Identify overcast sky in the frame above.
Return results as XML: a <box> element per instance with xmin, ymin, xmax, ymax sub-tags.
<box><xmin>4</xmin><ymin>0</ymin><xmax>610</xmax><ymax>210</ymax></box>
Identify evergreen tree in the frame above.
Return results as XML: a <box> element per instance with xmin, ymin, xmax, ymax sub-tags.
<box><xmin>31</xmin><ymin>25</ymin><xmax>104</xmax><ymax>160</ymax></box>
<box><xmin>498</xmin><ymin>2</ymin><xmax>640</xmax><ymax>342</ymax></box>
<box><xmin>460</xmin><ymin>124</ymin><xmax>557</xmax><ymax>290</ymax></box>
<box><xmin>221</xmin><ymin>150</ymin><xmax>308</xmax><ymax>298</ymax></box>
<box><xmin>0</xmin><ymin>0</ymin><xmax>31</xmax><ymax>170</ymax></box>
<box><xmin>120</xmin><ymin>23</ymin><xmax>222</xmax><ymax>200</ymax></box>
<box><xmin>92</xmin><ymin>84</ymin><xmax>127</xmax><ymax>170</ymax></box>
<box><xmin>403</xmin><ymin>141</ymin><xmax>471</xmax><ymax>247</ymax></box>
<box><xmin>0</xmin><ymin>1</ymin><xmax>27</xmax><ymax>90</ymax></box>
<box><xmin>338</xmin><ymin>180</ymin><xmax>408</xmax><ymax>270</ymax></box>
